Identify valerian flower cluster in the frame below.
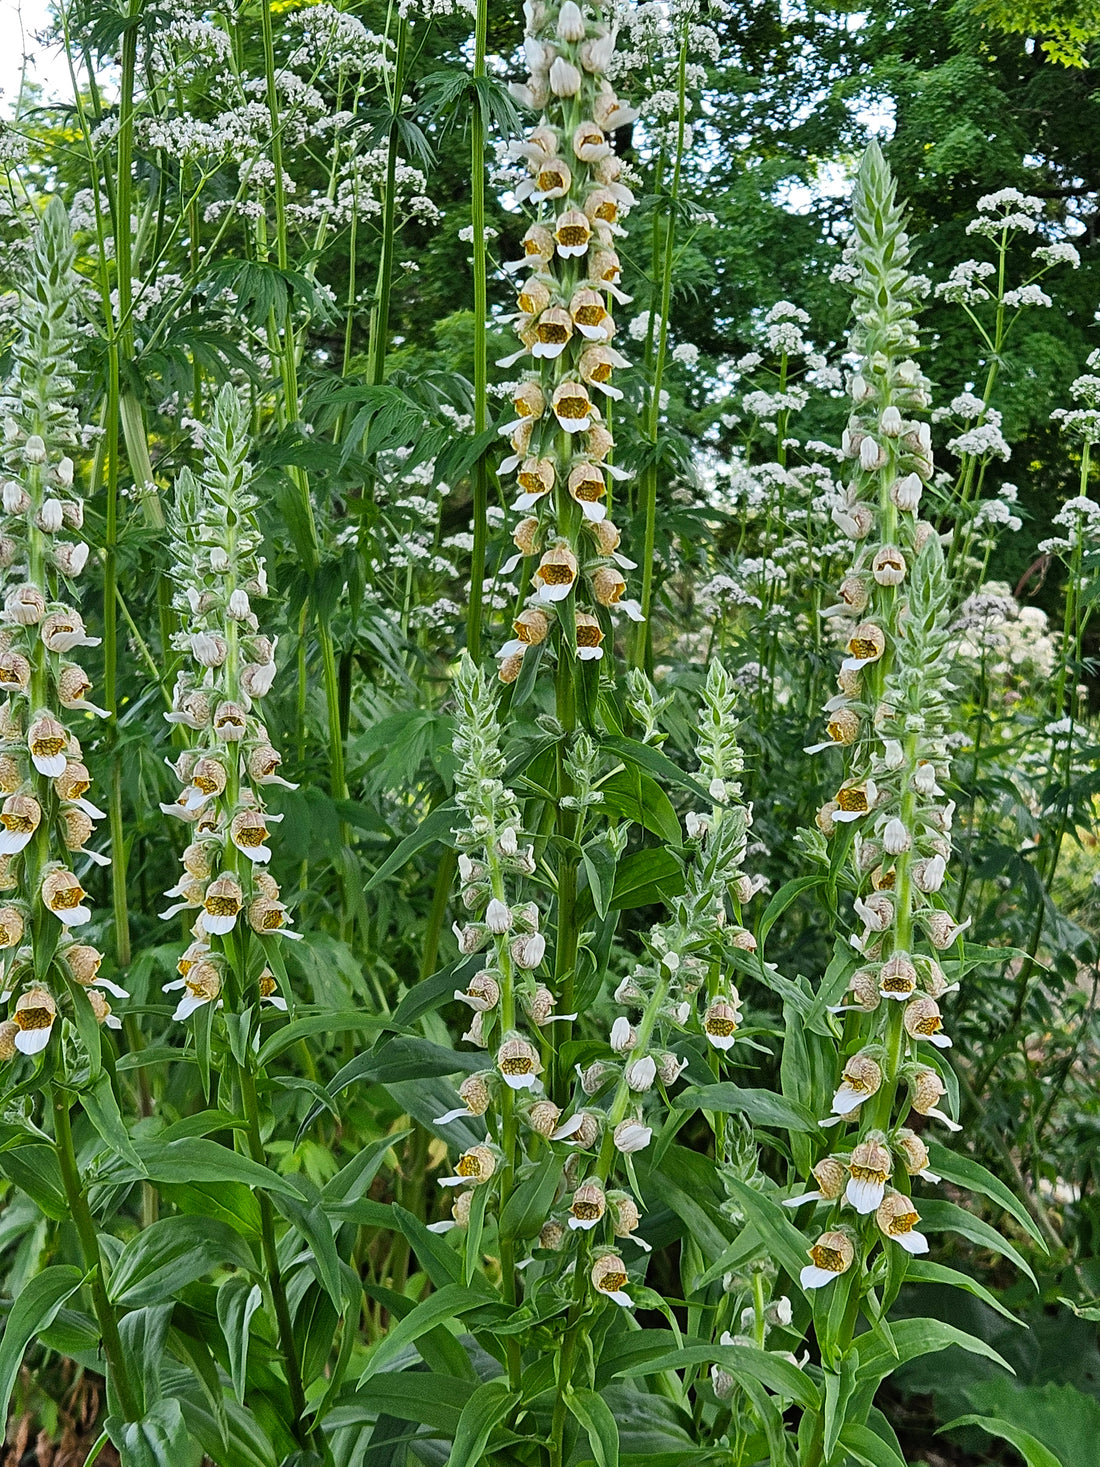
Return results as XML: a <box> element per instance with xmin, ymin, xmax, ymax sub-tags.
<box><xmin>0</xmin><ymin>201</ymin><xmax>120</xmax><ymax>1065</ymax></box>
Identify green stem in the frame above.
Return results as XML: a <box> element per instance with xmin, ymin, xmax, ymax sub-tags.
<box><xmin>236</xmin><ymin>1061</ymin><xmax>314</xmax><ymax>1445</ymax></box>
<box><xmin>257</xmin><ymin>0</ymin><xmax>348</xmax><ymax>839</ymax></box>
<box><xmin>633</xmin><ymin>26</ymin><xmax>689</xmax><ymax>670</ymax></box>
<box><xmin>52</xmin><ymin>1086</ymin><xmax>140</xmax><ymax>1421</ymax></box>
<box><xmin>467</xmin><ymin>0</ymin><xmax>490</xmax><ymax>662</ymax></box>
<box><xmin>368</xmin><ymin>17</ymin><xmax>408</xmax><ymax>389</ymax></box>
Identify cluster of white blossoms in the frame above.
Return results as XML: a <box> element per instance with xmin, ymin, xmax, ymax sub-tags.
<box><xmin>0</xmin><ymin>203</ymin><xmax>123</xmax><ymax>1065</ymax></box>
<box><xmin>159</xmin><ymin>386</ymin><xmax>298</xmax><ymax>1024</ymax></box>
<box><xmin>965</xmin><ymin>187</ymin><xmax>1044</xmax><ymax>237</ymax></box>
<box><xmin>1048</xmin><ymin>350</ymin><xmax>1100</xmax><ymax>459</ymax></box>
<box><xmin>494</xmin><ymin>0</ymin><xmax>645</xmax><ymax>682</ymax></box>
<box><xmin>793</xmin><ymin>144</ymin><xmax>974</xmax><ymax>1292</ymax></box>
<box><xmin>609</xmin><ymin>0</ymin><xmax>728</xmax><ymax>151</ymax></box>
<box><xmin>952</xmin><ymin>583</ymin><xmax>1058</xmax><ymax>686</ymax></box>
<box><xmin>693</xmin><ymin>302</ymin><xmax>849</xmax><ymax>641</ymax></box>
<box><xmin>128</xmin><ymin>0</ymin><xmax>442</xmax><ymax>238</ymax></box>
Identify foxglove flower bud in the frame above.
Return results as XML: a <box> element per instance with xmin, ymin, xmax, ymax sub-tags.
<box><xmin>556</xmin><ymin>1</ymin><xmax>586</xmax><ymax>41</ymax></box>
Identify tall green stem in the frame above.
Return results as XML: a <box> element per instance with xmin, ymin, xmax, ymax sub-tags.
<box><xmin>257</xmin><ymin>0</ymin><xmax>348</xmax><ymax>837</ymax></box>
<box><xmin>235</xmin><ymin>1057</ymin><xmax>314</xmax><ymax>1444</ymax></box>
<box><xmin>467</xmin><ymin>0</ymin><xmax>490</xmax><ymax>662</ymax></box>
<box><xmin>633</xmin><ymin>26</ymin><xmax>689</xmax><ymax>670</ymax></box>
<box><xmin>368</xmin><ymin>18</ymin><xmax>409</xmax><ymax>389</ymax></box>
<box><xmin>52</xmin><ymin>1087</ymin><xmax>140</xmax><ymax>1422</ymax></box>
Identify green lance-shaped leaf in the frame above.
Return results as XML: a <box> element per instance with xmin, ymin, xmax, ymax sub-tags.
<box><xmin>938</xmin><ymin>1416</ymin><xmax>1061</xmax><ymax>1467</ymax></box>
<box><xmin>108</xmin><ymin>1216</ymin><xmax>257</xmax><ymax>1307</ymax></box>
<box><xmin>0</xmin><ymin>1265</ymin><xmax>84</xmax><ymax>1427</ymax></box>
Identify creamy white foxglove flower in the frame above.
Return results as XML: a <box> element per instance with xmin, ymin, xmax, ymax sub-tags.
<box><xmin>830</xmin><ymin>1051</ymin><xmax>883</xmax><ymax>1115</ymax></box>
<box><xmin>163</xmin><ymin>961</ymin><xmax>223</xmax><ymax>1022</ymax></box>
<box><xmin>569</xmin><ymin>1179</ymin><xmax>606</xmax><ymax>1230</ymax></box>
<box><xmin>496</xmin><ymin>1033</ymin><xmax>542</xmax><ymax>1090</ymax></box>
<box><xmin>610</xmin><ymin>1015</ymin><xmax>636</xmax><ymax>1052</ymax></box>
<box><xmin>800</xmin><ymin>1230</ymin><xmax>855</xmax><ymax>1290</ymax></box>
<box><xmin>613</xmin><ymin>1119</ymin><xmax>652</xmax><ymax>1153</ymax></box>
<box><xmin>845</xmin><ymin>1135</ymin><xmax>892</xmax><ymax>1214</ymax></box>
<box><xmin>11</xmin><ymin>986</ymin><xmax>56</xmax><ymax>1055</ymax></box>
<box><xmin>591</xmin><ymin>1252</ymin><xmax>633</xmax><ymax>1308</ymax></box>
<box><xmin>876</xmin><ymin>1192</ymin><xmax>929</xmax><ymax>1254</ymax></box>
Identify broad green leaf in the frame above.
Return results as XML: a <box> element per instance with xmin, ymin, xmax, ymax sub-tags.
<box><xmin>329</xmin><ymin>1036</ymin><xmax>481</xmax><ymax>1094</ymax></box>
<box><xmin>840</xmin><ymin>1422</ymin><xmax>909</xmax><ymax>1467</ymax></box>
<box><xmin>365</xmin><ymin>800</ymin><xmax>457</xmax><ymax>891</ymax></box>
<box><xmin>130</xmin><ymin>1138</ymin><xmax>305</xmax><ymax>1199</ymax></box>
<box><xmin>918</xmin><ymin>1198</ymin><xmax>1037</xmax><ymax>1288</ymax></box>
<box><xmin>939</xmin><ymin>1415</ymin><xmax>1061</xmax><ymax>1467</ymax></box>
<box><xmin>640</xmin><ymin>1151</ymin><xmax>732</xmax><ymax>1262</ymax></box>
<box><xmin>592</xmin><ymin>1330</ymin><xmax>696</xmax><ymax>1389</ymax></box>
<box><xmin>609</xmin><ymin>847</ymin><xmax>685</xmax><ymax>910</ymax></box>
<box><xmin>600</xmin><ymin>767</ymin><xmax>683</xmax><ymax>847</ymax></box>
<box><xmin>615</xmin><ymin>1342</ymin><xmax>819</xmax><ymax>1411</ymax></box>
<box><xmin>690</xmin><ymin>1224</ymin><xmax>764</xmax><ymax>1292</ymax></box>
<box><xmin>855</xmin><ymin>1316</ymin><xmax>1012</xmax><ymax>1389</ymax></box>
<box><xmin>358</xmin><ymin>1283</ymin><xmax>493</xmax><ymax>1384</ymax></box>
<box><xmin>119</xmin><ymin>1304</ymin><xmax>173</xmax><ymax>1414</ymax></box>
<box><xmin>602</xmin><ymin>735</ymin><xmax>714</xmax><ymax>805</ymax></box>
<box><xmin>463</xmin><ymin>1181</ymin><xmax>490</xmax><ymax>1287</ymax></box>
<box><xmin>275</xmin><ymin>1190</ymin><xmax>344</xmax><ymax>1309</ymax></box>
<box><xmin>107</xmin><ymin>1398</ymin><xmax>201</xmax><ymax>1467</ymax></box>
<box><xmin>499</xmin><ymin>1154</ymin><xmax>566</xmax><ymax>1242</ymax></box>
<box><xmin>0</xmin><ymin>1264</ymin><xmax>83</xmax><ymax>1426</ymax></box>
<box><xmin>569</xmin><ymin>1387</ymin><xmax>620</xmax><ymax>1467</ymax></box>
<box><xmin>216</xmin><ymin>1275</ymin><xmax>263</xmax><ymax>1404</ymax></box>
<box><xmin>321</xmin><ymin>1131</ymin><xmax>408</xmax><ymax>1208</ymax></box>
<box><xmin>0</xmin><ymin>1144</ymin><xmax>69</xmax><ymax>1220</ymax></box>
<box><xmin>904</xmin><ymin>1259</ymin><xmax>1024</xmax><ymax>1325</ymax></box>
<box><xmin>391</xmin><ymin>959</ymin><xmax>468</xmax><ymax>1028</ymax></box>
<box><xmin>758</xmin><ymin>875</ymin><xmax>823</xmax><ymax>948</ymax></box>
<box><xmin>582</xmin><ymin>840</ymin><xmax>618</xmax><ymax>920</ymax></box>
<box><xmin>739</xmin><ymin>1374</ymin><xmax>791</xmax><ymax>1467</ymax></box>
<box><xmin>160</xmin><ymin>1180</ymin><xmax>262</xmax><ymax>1241</ymax></box>
<box><xmin>330</xmin><ymin>1374</ymin><xmax>474</xmax><ymax>1433</ymax></box>
<box><xmin>925</xmin><ymin>1142</ymin><xmax>1047</xmax><ymax>1251</ymax></box>
<box><xmin>674</xmin><ymin>1083</ymin><xmax>818</xmax><ymax>1133</ymax></box>
<box><xmin>108</xmin><ymin>1216</ymin><xmax>257</xmax><ymax>1307</ymax></box>
<box><xmin>391</xmin><ymin>1202</ymin><xmax>461</xmax><ymax>1288</ymax></box>
<box><xmin>256</xmin><ymin>1009</ymin><xmax>390</xmax><ymax>1067</ymax></box>
<box><xmin>158</xmin><ymin>1109</ymin><xmax>244</xmax><ymax>1142</ymax></box>
<box><xmin>723</xmin><ymin>1176</ymin><xmax>813</xmax><ymax>1286</ymax></box>
<box><xmin>445</xmin><ymin>1379</ymin><xmax>516</xmax><ymax>1467</ymax></box>
<box><xmin>80</xmin><ymin>1074</ymin><xmax>143</xmax><ymax>1168</ymax></box>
